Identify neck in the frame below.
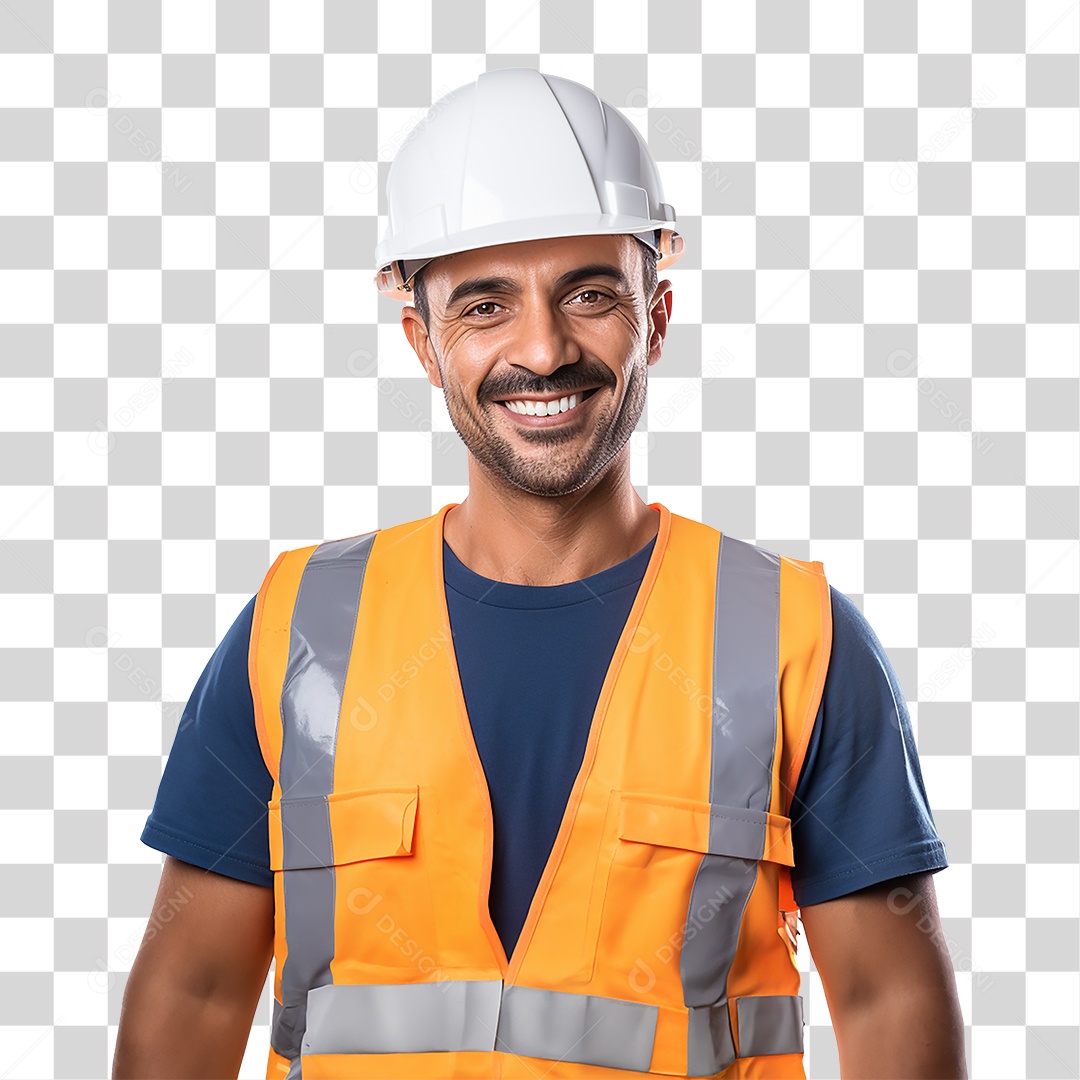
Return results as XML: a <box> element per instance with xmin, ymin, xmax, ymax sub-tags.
<box><xmin>443</xmin><ymin>452</ymin><xmax>660</xmax><ymax>586</ymax></box>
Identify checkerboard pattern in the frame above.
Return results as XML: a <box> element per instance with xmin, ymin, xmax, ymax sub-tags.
<box><xmin>1</xmin><ymin>1</ymin><xmax>1078</xmax><ymax>1076</ymax></box>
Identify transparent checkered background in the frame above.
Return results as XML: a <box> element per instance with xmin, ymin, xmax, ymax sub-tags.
<box><xmin>1</xmin><ymin>1</ymin><xmax>1078</xmax><ymax>1077</ymax></box>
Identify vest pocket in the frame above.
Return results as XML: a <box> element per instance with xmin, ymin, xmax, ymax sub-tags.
<box><xmin>268</xmin><ymin>786</ymin><xmax>440</xmax><ymax>985</ymax></box>
<box><xmin>589</xmin><ymin>792</ymin><xmax>794</xmax><ymax>993</ymax></box>
<box><xmin>268</xmin><ymin>785</ymin><xmax>419</xmax><ymax>871</ymax></box>
<box><xmin>617</xmin><ymin>791</ymin><xmax>794</xmax><ymax>866</ymax></box>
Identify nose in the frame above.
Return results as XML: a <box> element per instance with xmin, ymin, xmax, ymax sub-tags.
<box><xmin>504</xmin><ymin>294</ymin><xmax>582</xmax><ymax>378</ymax></box>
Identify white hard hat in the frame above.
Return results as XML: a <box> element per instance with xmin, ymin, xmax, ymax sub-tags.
<box><xmin>374</xmin><ymin>67</ymin><xmax>684</xmax><ymax>299</ymax></box>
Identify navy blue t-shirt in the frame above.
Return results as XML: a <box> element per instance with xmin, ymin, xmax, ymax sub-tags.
<box><xmin>142</xmin><ymin>534</ymin><xmax>948</xmax><ymax>957</ymax></box>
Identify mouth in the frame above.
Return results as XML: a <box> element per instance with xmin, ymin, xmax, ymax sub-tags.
<box><xmin>493</xmin><ymin>386</ymin><xmax>602</xmax><ymax>424</ymax></box>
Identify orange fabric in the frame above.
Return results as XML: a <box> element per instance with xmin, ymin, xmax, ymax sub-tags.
<box><xmin>252</xmin><ymin>504</ymin><xmax>831</xmax><ymax>1078</ymax></box>
<box><xmin>774</xmin><ymin>556</ymin><xmax>833</xmax><ymax>944</ymax></box>
<box><xmin>251</xmin><ymin>541</ymin><xmax>318</xmax><ymax>1004</ymax></box>
<box><xmin>248</xmin><ymin>548</ymin><xmax>288</xmax><ymax>779</ymax></box>
<box><xmin>296</xmin><ymin>1050</ymin><xmax>808</xmax><ymax>1079</ymax></box>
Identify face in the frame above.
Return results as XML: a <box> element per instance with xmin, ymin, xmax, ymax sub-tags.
<box><xmin>401</xmin><ymin>233</ymin><xmax>672</xmax><ymax>499</ymax></box>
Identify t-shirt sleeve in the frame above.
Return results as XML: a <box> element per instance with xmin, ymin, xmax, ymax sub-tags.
<box><xmin>141</xmin><ymin>594</ymin><xmax>275</xmax><ymax>887</ymax></box>
<box><xmin>789</xmin><ymin>585</ymin><xmax>949</xmax><ymax>908</ymax></box>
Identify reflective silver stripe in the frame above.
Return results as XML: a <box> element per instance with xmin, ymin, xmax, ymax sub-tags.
<box><xmin>271</xmin><ymin>532</ymin><xmax>378</xmax><ymax>1062</ymax></box>
<box><xmin>290</xmin><ymin>980</ymin><xmax>801</xmax><ymax>1069</ymax></box>
<box><xmin>278</xmin><ymin>795</ymin><xmax>333</xmax><ymax>869</ymax></box>
<box><xmin>497</xmin><ymin>985</ymin><xmax>658</xmax><ymax>1072</ymax></box>
<box><xmin>686</xmin><ymin>1001</ymin><xmax>734</xmax><ymax>1074</ymax></box>
<box><xmin>300</xmin><ymin>982</ymin><xmax>658</xmax><ymax>1070</ymax></box>
<box><xmin>303</xmin><ymin>980</ymin><xmax>504</xmax><ymax>1054</ymax></box>
<box><xmin>273</xmin><ymin>1000</ymin><xmax>304</xmax><ymax>1072</ymax></box>
<box><xmin>684</xmin><ymin>534</ymin><xmax>783</xmax><ymax>1075</ymax></box>
<box><xmin>704</xmin><ymin>804</ymin><xmax>774</xmax><ymax>860</ymax></box>
<box><xmin>736</xmin><ymin>994</ymin><xmax>804</xmax><ymax>1057</ymax></box>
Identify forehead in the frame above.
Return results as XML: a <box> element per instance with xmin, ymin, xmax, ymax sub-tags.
<box><xmin>427</xmin><ymin>233</ymin><xmax>640</xmax><ymax>295</ymax></box>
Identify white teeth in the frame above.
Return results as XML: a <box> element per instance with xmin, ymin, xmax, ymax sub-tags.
<box><xmin>504</xmin><ymin>392</ymin><xmax>584</xmax><ymax>416</ymax></box>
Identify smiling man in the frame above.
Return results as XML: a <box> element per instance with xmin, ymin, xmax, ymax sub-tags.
<box><xmin>116</xmin><ymin>68</ymin><xmax>966</xmax><ymax>1080</ymax></box>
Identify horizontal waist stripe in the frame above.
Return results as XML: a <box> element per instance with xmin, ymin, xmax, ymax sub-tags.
<box><xmin>497</xmin><ymin>985</ymin><xmax>657</xmax><ymax>1072</ymax></box>
<box><xmin>737</xmin><ymin>993</ymin><xmax>804</xmax><ymax>1057</ymax></box>
<box><xmin>298</xmin><ymin>981</ymin><xmax>802</xmax><ymax>1071</ymax></box>
<box><xmin>302</xmin><ymin>979</ymin><xmax>504</xmax><ymax>1054</ymax></box>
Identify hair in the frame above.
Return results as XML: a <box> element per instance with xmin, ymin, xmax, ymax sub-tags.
<box><xmin>409</xmin><ymin>236</ymin><xmax>659</xmax><ymax>333</ymax></box>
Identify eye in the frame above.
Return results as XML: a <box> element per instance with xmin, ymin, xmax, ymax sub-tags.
<box><xmin>569</xmin><ymin>289</ymin><xmax>612</xmax><ymax>308</ymax></box>
<box><xmin>464</xmin><ymin>300</ymin><xmax>505</xmax><ymax>318</ymax></box>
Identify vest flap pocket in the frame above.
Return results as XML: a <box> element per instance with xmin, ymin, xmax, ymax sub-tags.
<box><xmin>268</xmin><ymin>786</ymin><xmax>419</xmax><ymax>871</ymax></box>
<box><xmin>617</xmin><ymin>792</ymin><xmax>794</xmax><ymax>866</ymax></box>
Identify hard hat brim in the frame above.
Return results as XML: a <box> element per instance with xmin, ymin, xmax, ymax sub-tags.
<box><xmin>376</xmin><ymin>227</ymin><xmax>684</xmax><ymax>300</ymax></box>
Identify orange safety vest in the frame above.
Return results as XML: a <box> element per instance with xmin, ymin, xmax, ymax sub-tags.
<box><xmin>250</xmin><ymin>502</ymin><xmax>832</xmax><ymax>1079</ymax></box>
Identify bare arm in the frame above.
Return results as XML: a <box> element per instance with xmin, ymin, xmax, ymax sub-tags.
<box><xmin>800</xmin><ymin>871</ymin><xmax>967</xmax><ymax>1079</ymax></box>
<box><xmin>112</xmin><ymin>855</ymin><xmax>275</xmax><ymax>1079</ymax></box>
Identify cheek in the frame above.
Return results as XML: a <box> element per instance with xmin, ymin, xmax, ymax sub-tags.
<box><xmin>587</xmin><ymin>337</ymin><xmax>636</xmax><ymax>383</ymax></box>
<box><xmin>438</xmin><ymin>342</ymin><xmax>482</xmax><ymax>391</ymax></box>
<box><xmin>581</xmin><ymin>318</ymin><xmax>640</xmax><ymax>363</ymax></box>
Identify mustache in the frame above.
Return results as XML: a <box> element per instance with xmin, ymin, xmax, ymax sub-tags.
<box><xmin>482</xmin><ymin>373</ymin><xmax>611</xmax><ymax>401</ymax></box>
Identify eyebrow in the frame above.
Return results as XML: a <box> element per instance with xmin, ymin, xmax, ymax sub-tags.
<box><xmin>443</xmin><ymin>263</ymin><xmax>632</xmax><ymax>314</ymax></box>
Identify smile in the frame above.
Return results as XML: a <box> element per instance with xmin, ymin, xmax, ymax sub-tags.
<box><xmin>496</xmin><ymin>387</ymin><xmax>601</xmax><ymax>423</ymax></box>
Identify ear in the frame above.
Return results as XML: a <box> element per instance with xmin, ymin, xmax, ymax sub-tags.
<box><xmin>646</xmin><ymin>282</ymin><xmax>674</xmax><ymax>367</ymax></box>
<box><xmin>401</xmin><ymin>307</ymin><xmax>444</xmax><ymax>389</ymax></box>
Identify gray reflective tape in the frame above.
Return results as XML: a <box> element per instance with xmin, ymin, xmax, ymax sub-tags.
<box><xmin>497</xmin><ymin>985</ymin><xmax>658</xmax><ymax>1072</ymax></box>
<box><xmin>709</xmin><ymin>535</ymin><xmax>780</xmax><ymax>823</ymax></box>
<box><xmin>736</xmin><ymin>994</ymin><xmax>804</xmax><ymax>1057</ymax></box>
<box><xmin>704</xmin><ymin>805</ymin><xmax>769</xmax><ymax>860</ymax></box>
<box><xmin>280</xmin><ymin>533</ymin><xmax>378</xmax><ymax>803</ymax></box>
<box><xmin>683</xmin><ymin>534</ymin><xmax>781</xmax><ymax>1074</ymax></box>
<box><xmin>271</xmin><ymin>999</ymin><xmax>303</xmax><ymax>1066</ymax></box>
<box><xmin>278</xmin><ymin>795</ymin><xmax>333</xmax><ymax>869</ymax></box>
<box><xmin>302</xmin><ymin>979</ymin><xmax>504</xmax><ymax>1055</ymax></box>
<box><xmin>297</xmin><ymin>982</ymin><xmax>659</xmax><ymax>1071</ymax></box>
<box><xmin>292</xmin><ymin>987</ymin><xmax>801</xmax><ymax>1068</ymax></box>
<box><xmin>279</xmin><ymin>864</ymin><xmax>335</xmax><ymax>1021</ymax></box>
<box><xmin>686</xmin><ymin>1001</ymin><xmax>736</xmax><ymax>1076</ymax></box>
<box><xmin>273</xmin><ymin>531</ymin><xmax>377</xmax><ymax>1062</ymax></box>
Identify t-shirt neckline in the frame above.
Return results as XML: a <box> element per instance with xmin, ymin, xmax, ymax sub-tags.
<box><xmin>443</xmin><ymin>534</ymin><xmax>657</xmax><ymax>610</ymax></box>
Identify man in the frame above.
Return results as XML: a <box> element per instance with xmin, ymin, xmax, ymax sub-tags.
<box><xmin>115</xmin><ymin>69</ymin><xmax>966</xmax><ymax>1079</ymax></box>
